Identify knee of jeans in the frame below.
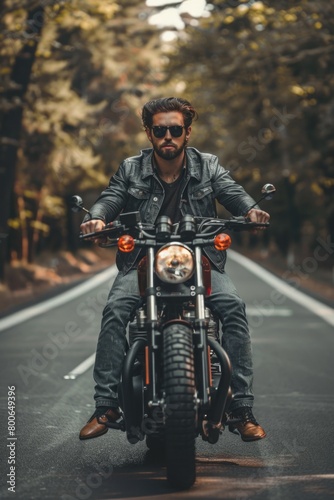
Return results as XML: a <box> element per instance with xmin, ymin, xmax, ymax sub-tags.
<box><xmin>102</xmin><ymin>301</ymin><xmax>127</xmax><ymax>322</ymax></box>
<box><xmin>220</xmin><ymin>295</ymin><xmax>249</xmax><ymax>334</ymax></box>
<box><xmin>234</xmin><ymin>294</ymin><xmax>246</xmax><ymax>314</ymax></box>
<box><xmin>218</xmin><ymin>293</ymin><xmax>246</xmax><ymax>316</ymax></box>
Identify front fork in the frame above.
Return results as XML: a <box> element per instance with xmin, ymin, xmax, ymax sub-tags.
<box><xmin>146</xmin><ymin>245</ymin><xmax>221</xmax><ymax>409</ymax></box>
<box><xmin>194</xmin><ymin>246</ymin><xmax>211</xmax><ymax>406</ymax></box>
<box><xmin>145</xmin><ymin>245</ymin><xmax>210</xmax><ymax>406</ymax></box>
<box><xmin>145</xmin><ymin>247</ymin><xmax>160</xmax><ymax>405</ymax></box>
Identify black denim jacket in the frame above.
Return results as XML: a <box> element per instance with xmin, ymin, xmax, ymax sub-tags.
<box><xmin>84</xmin><ymin>147</ymin><xmax>257</xmax><ymax>274</ymax></box>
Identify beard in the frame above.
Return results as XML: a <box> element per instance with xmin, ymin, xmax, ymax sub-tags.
<box><xmin>153</xmin><ymin>137</ymin><xmax>187</xmax><ymax>160</ymax></box>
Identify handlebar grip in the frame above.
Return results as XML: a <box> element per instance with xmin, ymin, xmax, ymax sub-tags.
<box><xmin>79</xmin><ymin>226</ymin><xmax>118</xmax><ymax>239</ymax></box>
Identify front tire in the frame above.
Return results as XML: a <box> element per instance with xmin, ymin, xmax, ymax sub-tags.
<box><xmin>163</xmin><ymin>323</ymin><xmax>196</xmax><ymax>489</ymax></box>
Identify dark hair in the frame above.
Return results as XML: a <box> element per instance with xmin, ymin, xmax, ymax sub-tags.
<box><xmin>141</xmin><ymin>97</ymin><xmax>198</xmax><ymax>129</ymax></box>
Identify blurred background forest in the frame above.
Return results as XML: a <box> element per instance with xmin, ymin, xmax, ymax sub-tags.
<box><xmin>0</xmin><ymin>0</ymin><xmax>333</xmax><ymax>299</ymax></box>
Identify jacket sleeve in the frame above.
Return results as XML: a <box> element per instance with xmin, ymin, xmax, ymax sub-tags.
<box><xmin>211</xmin><ymin>156</ymin><xmax>258</xmax><ymax>216</ymax></box>
<box><xmin>83</xmin><ymin>162</ymin><xmax>130</xmax><ymax>223</ymax></box>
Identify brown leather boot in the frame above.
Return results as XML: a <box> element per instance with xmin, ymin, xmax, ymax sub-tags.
<box><xmin>228</xmin><ymin>407</ymin><xmax>266</xmax><ymax>442</ymax></box>
<box><xmin>79</xmin><ymin>407</ymin><xmax>121</xmax><ymax>440</ymax></box>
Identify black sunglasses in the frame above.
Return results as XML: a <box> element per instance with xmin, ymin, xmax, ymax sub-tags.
<box><xmin>151</xmin><ymin>125</ymin><xmax>186</xmax><ymax>138</ymax></box>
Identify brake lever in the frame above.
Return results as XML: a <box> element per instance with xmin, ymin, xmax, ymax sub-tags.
<box><xmin>225</xmin><ymin>219</ymin><xmax>269</xmax><ymax>231</ymax></box>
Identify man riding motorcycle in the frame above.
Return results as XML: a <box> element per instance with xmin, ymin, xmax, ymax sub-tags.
<box><xmin>79</xmin><ymin>97</ymin><xmax>269</xmax><ymax>442</ymax></box>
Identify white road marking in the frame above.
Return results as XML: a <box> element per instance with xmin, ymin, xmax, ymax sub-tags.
<box><xmin>2</xmin><ymin>251</ymin><xmax>333</xmax><ymax>383</ymax></box>
<box><xmin>0</xmin><ymin>265</ymin><xmax>117</xmax><ymax>332</ymax></box>
<box><xmin>246</xmin><ymin>306</ymin><xmax>293</xmax><ymax>316</ymax></box>
<box><xmin>281</xmin><ymin>474</ymin><xmax>334</xmax><ymax>480</ymax></box>
<box><xmin>64</xmin><ymin>353</ymin><xmax>96</xmax><ymax>380</ymax></box>
<box><xmin>228</xmin><ymin>249</ymin><xmax>334</xmax><ymax>327</ymax></box>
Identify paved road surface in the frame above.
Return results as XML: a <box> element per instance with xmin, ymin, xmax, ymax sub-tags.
<box><xmin>0</xmin><ymin>253</ymin><xmax>333</xmax><ymax>499</ymax></box>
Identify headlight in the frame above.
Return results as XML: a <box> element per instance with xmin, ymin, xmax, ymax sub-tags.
<box><xmin>155</xmin><ymin>243</ymin><xmax>195</xmax><ymax>284</ymax></box>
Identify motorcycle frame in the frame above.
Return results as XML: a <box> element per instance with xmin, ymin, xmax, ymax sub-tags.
<box><xmin>121</xmin><ymin>239</ymin><xmax>233</xmax><ymax>443</ymax></box>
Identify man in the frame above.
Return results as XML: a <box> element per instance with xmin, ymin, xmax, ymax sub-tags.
<box><xmin>79</xmin><ymin>97</ymin><xmax>269</xmax><ymax>442</ymax></box>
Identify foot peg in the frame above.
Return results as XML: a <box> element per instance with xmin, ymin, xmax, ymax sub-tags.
<box><xmin>97</xmin><ymin>415</ymin><xmax>125</xmax><ymax>431</ymax></box>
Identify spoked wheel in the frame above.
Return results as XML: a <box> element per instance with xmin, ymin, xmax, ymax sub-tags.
<box><xmin>163</xmin><ymin>323</ymin><xmax>196</xmax><ymax>489</ymax></box>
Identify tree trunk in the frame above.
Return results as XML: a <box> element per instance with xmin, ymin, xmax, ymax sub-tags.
<box><xmin>0</xmin><ymin>6</ymin><xmax>44</xmax><ymax>280</ymax></box>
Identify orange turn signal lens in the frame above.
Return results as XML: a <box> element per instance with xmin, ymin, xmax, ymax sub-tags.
<box><xmin>214</xmin><ymin>233</ymin><xmax>231</xmax><ymax>251</ymax></box>
<box><xmin>118</xmin><ymin>235</ymin><xmax>135</xmax><ymax>252</ymax></box>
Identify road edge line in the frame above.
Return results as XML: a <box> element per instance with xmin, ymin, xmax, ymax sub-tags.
<box><xmin>0</xmin><ymin>265</ymin><xmax>117</xmax><ymax>332</ymax></box>
<box><xmin>64</xmin><ymin>353</ymin><xmax>96</xmax><ymax>380</ymax></box>
<box><xmin>228</xmin><ymin>250</ymin><xmax>334</xmax><ymax>327</ymax></box>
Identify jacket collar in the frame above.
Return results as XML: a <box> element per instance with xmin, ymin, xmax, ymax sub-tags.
<box><xmin>141</xmin><ymin>147</ymin><xmax>201</xmax><ymax>181</ymax></box>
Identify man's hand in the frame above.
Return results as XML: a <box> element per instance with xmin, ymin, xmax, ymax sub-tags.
<box><xmin>246</xmin><ymin>209</ymin><xmax>270</xmax><ymax>230</ymax></box>
<box><xmin>80</xmin><ymin>219</ymin><xmax>105</xmax><ymax>242</ymax></box>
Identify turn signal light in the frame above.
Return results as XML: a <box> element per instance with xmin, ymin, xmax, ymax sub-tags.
<box><xmin>118</xmin><ymin>235</ymin><xmax>135</xmax><ymax>252</ymax></box>
<box><xmin>214</xmin><ymin>233</ymin><xmax>231</xmax><ymax>251</ymax></box>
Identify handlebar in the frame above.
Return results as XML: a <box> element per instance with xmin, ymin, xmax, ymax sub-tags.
<box><xmin>79</xmin><ymin>215</ymin><xmax>269</xmax><ymax>246</ymax></box>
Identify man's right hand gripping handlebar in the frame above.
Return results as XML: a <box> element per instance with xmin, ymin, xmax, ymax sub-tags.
<box><xmin>80</xmin><ymin>219</ymin><xmax>106</xmax><ymax>243</ymax></box>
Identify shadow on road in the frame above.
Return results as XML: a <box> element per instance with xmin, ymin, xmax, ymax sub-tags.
<box><xmin>74</xmin><ymin>450</ymin><xmax>334</xmax><ymax>500</ymax></box>
<box><xmin>71</xmin><ymin>449</ymin><xmax>244</xmax><ymax>500</ymax></box>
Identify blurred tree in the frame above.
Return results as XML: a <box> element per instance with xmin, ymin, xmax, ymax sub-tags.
<box><xmin>0</xmin><ymin>0</ymin><xmax>164</xmax><ymax>266</ymax></box>
<box><xmin>0</xmin><ymin>5</ymin><xmax>45</xmax><ymax>271</ymax></box>
<box><xmin>1</xmin><ymin>0</ymin><xmax>333</xmax><ymax>278</ymax></box>
<box><xmin>164</xmin><ymin>0</ymin><xmax>334</xmax><ymax>263</ymax></box>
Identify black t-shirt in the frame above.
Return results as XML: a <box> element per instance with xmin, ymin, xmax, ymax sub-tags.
<box><xmin>132</xmin><ymin>168</ymin><xmax>186</xmax><ymax>267</ymax></box>
<box><xmin>158</xmin><ymin>169</ymin><xmax>186</xmax><ymax>224</ymax></box>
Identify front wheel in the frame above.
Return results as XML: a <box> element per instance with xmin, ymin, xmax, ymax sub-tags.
<box><xmin>163</xmin><ymin>323</ymin><xmax>196</xmax><ymax>489</ymax></box>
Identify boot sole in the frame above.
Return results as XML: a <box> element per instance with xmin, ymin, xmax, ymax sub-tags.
<box><xmin>79</xmin><ymin>427</ymin><xmax>108</xmax><ymax>440</ymax></box>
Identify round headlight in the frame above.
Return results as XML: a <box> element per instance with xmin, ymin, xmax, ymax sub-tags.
<box><xmin>155</xmin><ymin>243</ymin><xmax>195</xmax><ymax>284</ymax></box>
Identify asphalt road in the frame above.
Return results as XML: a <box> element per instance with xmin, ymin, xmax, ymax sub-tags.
<box><xmin>0</xmin><ymin>253</ymin><xmax>333</xmax><ymax>500</ymax></box>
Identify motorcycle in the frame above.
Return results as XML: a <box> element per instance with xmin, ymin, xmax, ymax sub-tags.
<box><xmin>72</xmin><ymin>183</ymin><xmax>275</xmax><ymax>490</ymax></box>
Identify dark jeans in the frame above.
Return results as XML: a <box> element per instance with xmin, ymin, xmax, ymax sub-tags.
<box><xmin>93</xmin><ymin>268</ymin><xmax>253</xmax><ymax>411</ymax></box>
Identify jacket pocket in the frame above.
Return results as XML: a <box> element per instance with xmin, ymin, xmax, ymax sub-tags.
<box><xmin>128</xmin><ymin>187</ymin><xmax>150</xmax><ymax>199</ymax></box>
<box><xmin>125</xmin><ymin>186</ymin><xmax>150</xmax><ymax>214</ymax></box>
<box><xmin>190</xmin><ymin>184</ymin><xmax>214</xmax><ymax>200</ymax></box>
<box><xmin>188</xmin><ymin>184</ymin><xmax>216</xmax><ymax>218</ymax></box>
